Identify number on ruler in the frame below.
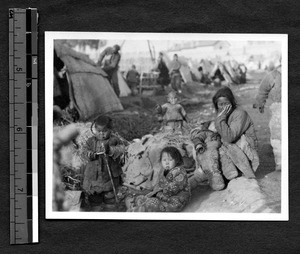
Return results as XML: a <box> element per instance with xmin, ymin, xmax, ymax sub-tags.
<box><xmin>16</xmin><ymin>67</ymin><xmax>23</xmax><ymax>72</ymax></box>
<box><xmin>9</xmin><ymin>10</ymin><xmax>14</xmax><ymax>19</ymax></box>
<box><xmin>16</xmin><ymin>127</ymin><xmax>23</xmax><ymax>132</ymax></box>
<box><xmin>33</xmin><ymin>58</ymin><xmax>37</xmax><ymax>64</ymax></box>
<box><xmin>18</xmin><ymin>188</ymin><xmax>24</xmax><ymax>192</ymax></box>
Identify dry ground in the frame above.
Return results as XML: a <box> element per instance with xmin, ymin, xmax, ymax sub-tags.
<box><xmin>118</xmin><ymin>70</ymin><xmax>281</xmax><ymax>213</ymax></box>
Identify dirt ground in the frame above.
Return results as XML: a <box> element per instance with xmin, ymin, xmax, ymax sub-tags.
<box><xmin>117</xmin><ymin>70</ymin><xmax>281</xmax><ymax>213</ymax></box>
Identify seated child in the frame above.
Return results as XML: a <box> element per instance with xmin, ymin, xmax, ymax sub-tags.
<box><xmin>82</xmin><ymin>115</ymin><xmax>126</xmax><ymax>206</ymax></box>
<box><xmin>128</xmin><ymin>146</ymin><xmax>191</xmax><ymax>212</ymax></box>
<box><xmin>155</xmin><ymin>90</ymin><xmax>188</xmax><ymax>133</ymax></box>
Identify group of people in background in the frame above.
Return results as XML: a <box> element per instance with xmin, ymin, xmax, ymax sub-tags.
<box><xmin>93</xmin><ymin>43</ymin><xmax>277</xmax><ymax>103</ymax></box>
<box><xmin>153</xmin><ymin>52</ymin><xmax>184</xmax><ymax>92</ymax></box>
<box><xmin>98</xmin><ymin>44</ymin><xmax>248</xmax><ymax>98</ymax></box>
<box><xmin>97</xmin><ymin>46</ymin><xmax>186</xmax><ymax>97</ymax></box>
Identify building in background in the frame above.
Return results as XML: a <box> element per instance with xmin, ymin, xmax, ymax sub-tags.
<box><xmin>167</xmin><ymin>40</ymin><xmax>231</xmax><ymax>60</ymax></box>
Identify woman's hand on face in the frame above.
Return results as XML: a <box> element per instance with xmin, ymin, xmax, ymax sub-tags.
<box><xmin>217</xmin><ymin>104</ymin><xmax>232</xmax><ymax>118</ymax></box>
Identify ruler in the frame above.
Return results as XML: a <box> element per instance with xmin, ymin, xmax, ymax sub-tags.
<box><xmin>9</xmin><ymin>8</ymin><xmax>38</xmax><ymax>244</ymax></box>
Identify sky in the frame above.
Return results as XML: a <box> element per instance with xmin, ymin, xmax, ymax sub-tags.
<box><xmin>104</xmin><ymin>40</ymin><xmax>171</xmax><ymax>55</ymax></box>
<box><xmin>75</xmin><ymin>39</ymin><xmax>282</xmax><ymax>71</ymax></box>
<box><xmin>103</xmin><ymin>40</ymin><xmax>280</xmax><ymax>57</ymax></box>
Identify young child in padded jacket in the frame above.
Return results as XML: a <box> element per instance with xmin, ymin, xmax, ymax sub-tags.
<box><xmin>82</xmin><ymin>115</ymin><xmax>126</xmax><ymax>206</ymax></box>
<box><xmin>128</xmin><ymin>146</ymin><xmax>191</xmax><ymax>212</ymax></box>
<box><xmin>155</xmin><ymin>90</ymin><xmax>188</xmax><ymax>133</ymax></box>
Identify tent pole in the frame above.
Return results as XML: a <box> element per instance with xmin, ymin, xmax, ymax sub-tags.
<box><xmin>147</xmin><ymin>40</ymin><xmax>154</xmax><ymax>63</ymax></box>
<box><xmin>120</xmin><ymin>40</ymin><xmax>126</xmax><ymax>49</ymax></box>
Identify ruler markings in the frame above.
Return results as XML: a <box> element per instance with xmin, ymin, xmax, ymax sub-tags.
<box><xmin>10</xmin><ymin>7</ymin><xmax>38</xmax><ymax>245</ymax></box>
<box><xmin>13</xmin><ymin>13</ymin><xmax>16</xmax><ymax>243</ymax></box>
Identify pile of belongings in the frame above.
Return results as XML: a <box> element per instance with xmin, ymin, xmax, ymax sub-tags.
<box><xmin>122</xmin><ymin>131</ymin><xmax>196</xmax><ymax>192</ymax></box>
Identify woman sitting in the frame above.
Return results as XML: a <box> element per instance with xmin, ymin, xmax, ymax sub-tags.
<box><xmin>191</xmin><ymin>86</ymin><xmax>259</xmax><ymax>190</ymax></box>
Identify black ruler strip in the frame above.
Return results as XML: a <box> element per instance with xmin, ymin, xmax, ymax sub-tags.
<box><xmin>26</xmin><ymin>9</ymin><xmax>31</xmax><ymax>32</ymax></box>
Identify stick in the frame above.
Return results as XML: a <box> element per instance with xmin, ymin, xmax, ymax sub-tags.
<box><xmin>102</xmin><ymin>150</ymin><xmax>119</xmax><ymax>204</ymax></box>
<box><xmin>123</xmin><ymin>182</ymin><xmax>139</xmax><ymax>190</ymax></box>
<box><xmin>146</xmin><ymin>188</ymin><xmax>162</xmax><ymax>198</ymax></box>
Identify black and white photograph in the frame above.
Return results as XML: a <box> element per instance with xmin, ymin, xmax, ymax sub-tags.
<box><xmin>45</xmin><ymin>32</ymin><xmax>288</xmax><ymax>220</ymax></box>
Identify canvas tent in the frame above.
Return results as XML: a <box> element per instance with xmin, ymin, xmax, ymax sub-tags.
<box><xmin>54</xmin><ymin>42</ymin><xmax>123</xmax><ymax>121</ymax></box>
<box><xmin>199</xmin><ymin>59</ymin><xmax>247</xmax><ymax>85</ymax></box>
<box><xmin>117</xmin><ymin>71</ymin><xmax>131</xmax><ymax>97</ymax></box>
<box><xmin>199</xmin><ymin>59</ymin><xmax>215</xmax><ymax>76</ymax></box>
<box><xmin>163</xmin><ymin>52</ymin><xmax>193</xmax><ymax>83</ymax></box>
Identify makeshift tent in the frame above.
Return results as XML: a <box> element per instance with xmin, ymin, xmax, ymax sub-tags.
<box><xmin>54</xmin><ymin>42</ymin><xmax>123</xmax><ymax>121</ymax></box>
<box><xmin>117</xmin><ymin>71</ymin><xmax>131</xmax><ymax>97</ymax></box>
<box><xmin>199</xmin><ymin>59</ymin><xmax>215</xmax><ymax>76</ymax></box>
<box><xmin>188</xmin><ymin>62</ymin><xmax>202</xmax><ymax>81</ymax></box>
<box><xmin>162</xmin><ymin>52</ymin><xmax>193</xmax><ymax>83</ymax></box>
<box><xmin>179</xmin><ymin>66</ymin><xmax>193</xmax><ymax>83</ymax></box>
<box><xmin>199</xmin><ymin>59</ymin><xmax>247</xmax><ymax>85</ymax></box>
<box><xmin>210</xmin><ymin>62</ymin><xmax>234</xmax><ymax>84</ymax></box>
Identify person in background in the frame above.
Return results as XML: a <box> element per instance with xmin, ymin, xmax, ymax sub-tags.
<box><xmin>153</xmin><ymin>52</ymin><xmax>170</xmax><ymax>91</ymax></box>
<box><xmin>169</xmin><ymin>54</ymin><xmax>182</xmax><ymax>92</ymax></box>
<box><xmin>126</xmin><ymin>64</ymin><xmax>140</xmax><ymax>96</ymax></box>
<box><xmin>97</xmin><ymin>45</ymin><xmax>121</xmax><ymax>97</ymax></box>
<box><xmin>254</xmin><ymin>65</ymin><xmax>281</xmax><ymax>170</ymax></box>
<box><xmin>197</xmin><ymin>66</ymin><xmax>212</xmax><ymax>85</ymax></box>
<box><xmin>128</xmin><ymin>146</ymin><xmax>191</xmax><ymax>212</ymax></box>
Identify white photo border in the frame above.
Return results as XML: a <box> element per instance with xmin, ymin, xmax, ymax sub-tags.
<box><xmin>45</xmin><ymin>32</ymin><xmax>288</xmax><ymax>220</ymax></box>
